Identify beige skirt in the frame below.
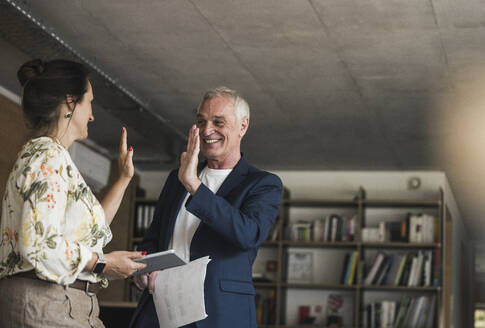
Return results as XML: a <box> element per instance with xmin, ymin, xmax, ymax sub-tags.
<box><xmin>0</xmin><ymin>275</ymin><xmax>105</xmax><ymax>328</ymax></box>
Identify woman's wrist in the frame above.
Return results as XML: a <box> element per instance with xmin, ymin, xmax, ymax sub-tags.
<box><xmin>83</xmin><ymin>252</ymin><xmax>99</xmax><ymax>272</ymax></box>
<box><xmin>116</xmin><ymin>176</ymin><xmax>131</xmax><ymax>189</ymax></box>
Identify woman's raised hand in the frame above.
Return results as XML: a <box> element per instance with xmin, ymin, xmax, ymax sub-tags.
<box><xmin>118</xmin><ymin>127</ymin><xmax>134</xmax><ymax>183</ymax></box>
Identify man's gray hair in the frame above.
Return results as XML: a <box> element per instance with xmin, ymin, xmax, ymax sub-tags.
<box><xmin>197</xmin><ymin>86</ymin><xmax>250</xmax><ymax>122</ymax></box>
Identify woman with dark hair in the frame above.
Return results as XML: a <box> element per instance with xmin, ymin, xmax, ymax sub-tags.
<box><xmin>0</xmin><ymin>59</ymin><xmax>146</xmax><ymax>327</ymax></box>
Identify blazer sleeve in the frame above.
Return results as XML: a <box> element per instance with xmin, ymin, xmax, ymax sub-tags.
<box><xmin>185</xmin><ymin>172</ymin><xmax>283</xmax><ymax>250</ymax></box>
<box><xmin>137</xmin><ymin>170</ymin><xmax>178</xmax><ymax>253</ymax></box>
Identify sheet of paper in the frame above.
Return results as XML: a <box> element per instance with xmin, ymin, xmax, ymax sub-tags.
<box><xmin>153</xmin><ymin>256</ymin><xmax>211</xmax><ymax>328</ymax></box>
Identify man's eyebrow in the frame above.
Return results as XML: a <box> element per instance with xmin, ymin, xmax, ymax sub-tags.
<box><xmin>213</xmin><ymin>116</ymin><xmax>226</xmax><ymax>120</ymax></box>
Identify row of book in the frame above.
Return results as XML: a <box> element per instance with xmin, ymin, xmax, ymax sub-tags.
<box><xmin>134</xmin><ymin>203</ymin><xmax>155</xmax><ymax>237</ymax></box>
<box><xmin>364</xmin><ymin>250</ymin><xmax>438</xmax><ymax>287</ymax></box>
<box><xmin>362</xmin><ymin>295</ymin><xmax>436</xmax><ymax>328</ymax></box>
<box><xmin>287</xmin><ymin>215</ymin><xmax>356</xmax><ymax>242</ymax></box>
<box><xmin>255</xmin><ymin>291</ymin><xmax>276</xmax><ymax>325</ymax></box>
<box><xmin>362</xmin><ymin>213</ymin><xmax>437</xmax><ymax>243</ymax></box>
<box><xmin>340</xmin><ymin>251</ymin><xmax>359</xmax><ymax>285</ymax></box>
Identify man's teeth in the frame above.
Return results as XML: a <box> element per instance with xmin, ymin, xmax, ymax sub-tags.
<box><xmin>204</xmin><ymin>139</ymin><xmax>219</xmax><ymax>144</ymax></box>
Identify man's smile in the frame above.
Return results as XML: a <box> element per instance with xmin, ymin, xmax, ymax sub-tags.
<box><xmin>203</xmin><ymin>138</ymin><xmax>222</xmax><ymax>144</ymax></box>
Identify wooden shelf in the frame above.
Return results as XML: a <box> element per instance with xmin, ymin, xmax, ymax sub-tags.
<box><xmin>261</xmin><ymin>240</ymin><xmax>280</xmax><ymax>247</ymax></box>
<box><xmin>132</xmin><ymin>237</ymin><xmax>144</xmax><ymax>243</ymax></box>
<box><xmin>283</xmin><ymin>199</ymin><xmax>357</xmax><ymax>207</ymax></box>
<box><xmin>363</xmin><ymin>199</ymin><xmax>441</xmax><ymax>208</ymax></box>
<box><xmin>277</xmin><ymin>326</ymin><xmax>326</xmax><ymax>328</ymax></box>
<box><xmin>281</xmin><ymin>283</ymin><xmax>357</xmax><ymax>290</ymax></box>
<box><xmin>282</xmin><ymin>240</ymin><xmax>357</xmax><ymax>248</ymax></box>
<box><xmin>361</xmin><ymin>242</ymin><xmax>441</xmax><ymax>249</ymax></box>
<box><xmin>99</xmin><ymin>301</ymin><xmax>138</xmax><ymax>308</ymax></box>
<box><xmin>360</xmin><ymin>285</ymin><xmax>440</xmax><ymax>292</ymax></box>
<box><xmin>254</xmin><ymin>282</ymin><xmax>278</xmax><ymax>288</ymax></box>
<box><xmin>135</xmin><ymin>197</ymin><xmax>158</xmax><ymax>202</ymax></box>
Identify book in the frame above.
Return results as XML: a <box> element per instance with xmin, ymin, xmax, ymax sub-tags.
<box><xmin>364</xmin><ymin>252</ymin><xmax>385</xmax><ymax>285</ymax></box>
<box><xmin>347</xmin><ymin>251</ymin><xmax>358</xmax><ymax>285</ymax></box>
<box><xmin>340</xmin><ymin>253</ymin><xmax>351</xmax><ymax>284</ymax></box>
<box><xmin>394</xmin><ymin>254</ymin><xmax>408</xmax><ymax>285</ymax></box>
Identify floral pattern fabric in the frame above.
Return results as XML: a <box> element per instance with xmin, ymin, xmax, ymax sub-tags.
<box><xmin>0</xmin><ymin>137</ymin><xmax>112</xmax><ymax>286</ymax></box>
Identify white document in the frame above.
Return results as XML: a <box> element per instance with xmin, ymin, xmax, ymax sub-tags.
<box><xmin>153</xmin><ymin>256</ymin><xmax>211</xmax><ymax>328</ymax></box>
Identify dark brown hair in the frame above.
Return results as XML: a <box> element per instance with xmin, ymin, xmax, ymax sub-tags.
<box><xmin>17</xmin><ymin>59</ymin><xmax>88</xmax><ymax>135</ymax></box>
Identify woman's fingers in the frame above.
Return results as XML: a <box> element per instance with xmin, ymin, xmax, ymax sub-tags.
<box><xmin>120</xmin><ymin>126</ymin><xmax>128</xmax><ymax>155</ymax></box>
<box><xmin>127</xmin><ymin>251</ymin><xmax>145</xmax><ymax>259</ymax></box>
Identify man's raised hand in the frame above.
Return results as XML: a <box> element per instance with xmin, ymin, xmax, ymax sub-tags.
<box><xmin>178</xmin><ymin>125</ymin><xmax>202</xmax><ymax>195</ymax></box>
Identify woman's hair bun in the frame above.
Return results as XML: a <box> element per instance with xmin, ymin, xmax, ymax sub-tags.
<box><xmin>17</xmin><ymin>59</ymin><xmax>45</xmax><ymax>87</ymax></box>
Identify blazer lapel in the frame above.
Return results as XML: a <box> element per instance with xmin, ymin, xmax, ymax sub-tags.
<box><xmin>215</xmin><ymin>156</ymin><xmax>249</xmax><ymax>197</ymax></box>
<box><xmin>190</xmin><ymin>156</ymin><xmax>249</xmax><ymax>259</ymax></box>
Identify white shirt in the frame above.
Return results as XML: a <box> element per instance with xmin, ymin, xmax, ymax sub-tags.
<box><xmin>169</xmin><ymin>166</ymin><xmax>232</xmax><ymax>262</ymax></box>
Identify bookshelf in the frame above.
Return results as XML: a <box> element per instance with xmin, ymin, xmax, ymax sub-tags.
<box><xmin>97</xmin><ymin>191</ymin><xmax>158</xmax><ymax>308</ymax></box>
<box><xmin>126</xmin><ymin>197</ymin><xmax>158</xmax><ymax>303</ymax></box>
<box><xmin>254</xmin><ymin>187</ymin><xmax>443</xmax><ymax>327</ymax></box>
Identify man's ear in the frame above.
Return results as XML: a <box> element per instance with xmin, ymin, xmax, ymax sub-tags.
<box><xmin>239</xmin><ymin>117</ymin><xmax>249</xmax><ymax>138</ymax></box>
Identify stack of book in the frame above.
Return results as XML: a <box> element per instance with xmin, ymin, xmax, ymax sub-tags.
<box><xmin>340</xmin><ymin>251</ymin><xmax>359</xmax><ymax>285</ymax></box>
<box><xmin>408</xmin><ymin>214</ymin><xmax>437</xmax><ymax>243</ymax></box>
<box><xmin>312</xmin><ymin>214</ymin><xmax>356</xmax><ymax>242</ymax></box>
<box><xmin>362</xmin><ymin>227</ymin><xmax>380</xmax><ymax>242</ymax></box>
<box><xmin>255</xmin><ymin>290</ymin><xmax>276</xmax><ymax>325</ymax></box>
<box><xmin>289</xmin><ymin>221</ymin><xmax>313</xmax><ymax>241</ymax></box>
<box><xmin>363</xmin><ymin>250</ymin><xmax>438</xmax><ymax>287</ymax></box>
<box><xmin>362</xmin><ymin>295</ymin><xmax>436</xmax><ymax>328</ymax></box>
<box><xmin>134</xmin><ymin>203</ymin><xmax>156</xmax><ymax>237</ymax></box>
<box><xmin>287</xmin><ymin>215</ymin><xmax>356</xmax><ymax>242</ymax></box>
<box><xmin>364</xmin><ymin>213</ymin><xmax>437</xmax><ymax>243</ymax></box>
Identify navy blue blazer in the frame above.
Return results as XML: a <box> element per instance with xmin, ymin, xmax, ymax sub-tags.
<box><xmin>130</xmin><ymin>156</ymin><xmax>283</xmax><ymax>328</ymax></box>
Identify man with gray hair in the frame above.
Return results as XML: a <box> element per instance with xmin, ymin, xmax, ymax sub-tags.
<box><xmin>130</xmin><ymin>87</ymin><xmax>283</xmax><ymax>328</ymax></box>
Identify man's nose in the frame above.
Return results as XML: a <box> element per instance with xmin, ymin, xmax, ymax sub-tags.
<box><xmin>201</xmin><ymin>122</ymin><xmax>214</xmax><ymax>136</ymax></box>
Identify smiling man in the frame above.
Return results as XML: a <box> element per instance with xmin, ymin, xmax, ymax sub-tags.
<box><xmin>130</xmin><ymin>87</ymin><xmax>283</xmax><ymax>328</ymax></box>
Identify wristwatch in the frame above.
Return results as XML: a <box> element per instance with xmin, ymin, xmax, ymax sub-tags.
<box><xmin>92</xmin><ymin>252</ymin><xmax>106</xmax><ymax>274</ymax></box>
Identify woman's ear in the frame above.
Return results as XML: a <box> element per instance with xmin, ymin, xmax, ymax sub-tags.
<box><xmin>65</xmin><ymin>95</ymin><xmax>76</xmax><ymax>111</ymax></box>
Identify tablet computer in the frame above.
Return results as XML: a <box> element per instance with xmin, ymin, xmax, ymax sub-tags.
<box><xmin>132</xmin><ymin>249</ymin><xmax>187</xmax><ymax>275</ymax></box>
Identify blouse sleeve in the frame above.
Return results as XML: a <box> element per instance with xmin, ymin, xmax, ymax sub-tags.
<box><xmin>17</xmin><ymin>145</ymin><xmax>93</xmax><ymax>285</ymax></box>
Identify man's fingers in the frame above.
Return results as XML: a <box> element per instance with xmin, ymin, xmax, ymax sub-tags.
<box><xmin>194</xmin><ymin>127</ymin><xmax>200</xmax><ymax>153</ymax></box>
<box><xmin>134</xmin><ymin>274</ymin><xmax>148</xmax><ymax>290</ymax></box>
<box><xmin>148</xmin><ymin>271</ymin><xmax>159</xmax><ymax>294</ymax></box>
<box><xmin>186</xmin><ymin>125</ymin><xmax>195</xmax><ymax>153</ymax></box>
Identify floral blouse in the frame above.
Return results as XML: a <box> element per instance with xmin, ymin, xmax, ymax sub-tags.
<box><xmin>0</xmin><ymin>137</ymin><xmax>112</xmax><ymax>286</ymax></box>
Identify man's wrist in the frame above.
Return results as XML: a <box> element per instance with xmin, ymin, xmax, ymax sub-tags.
<box><xmin>185</xmin><ymin>179</ymin><xmax>202</xmax><ymax>195</ymax></box>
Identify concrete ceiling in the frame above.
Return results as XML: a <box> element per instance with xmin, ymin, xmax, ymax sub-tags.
<box><xmin>2</xmin><ymin>1</ymin><xmax>485</xmax><ymax>248</ymax></box>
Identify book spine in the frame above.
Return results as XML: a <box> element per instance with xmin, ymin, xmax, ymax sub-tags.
<box><xmin>348</xmin><ymin>251</ymin><xmax>358</xmax><ymax>285</ymax></box>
